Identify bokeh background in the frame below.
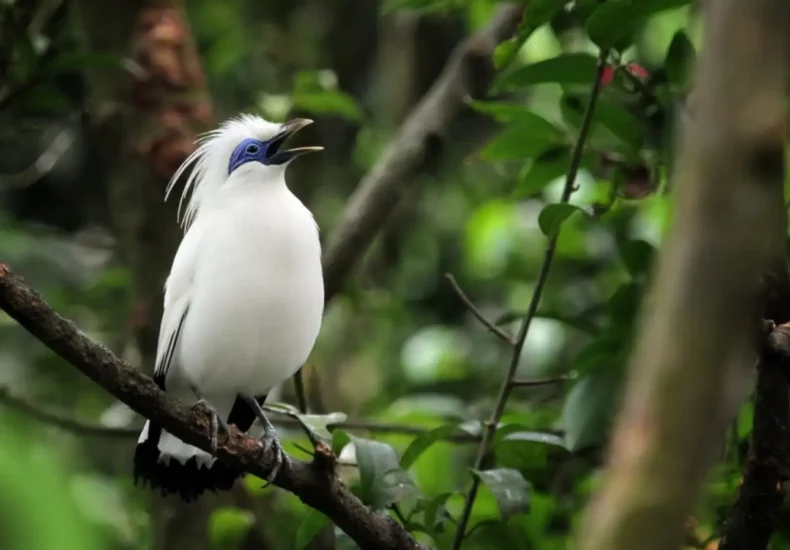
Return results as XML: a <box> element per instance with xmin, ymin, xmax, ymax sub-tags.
<box><xmin>0</xmin><ymin>1</ymin><xmax>770</xmax><ymax>549</ymax></box>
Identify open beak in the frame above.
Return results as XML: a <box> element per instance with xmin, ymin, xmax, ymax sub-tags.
<box><xmin>266</xmin><ymin>118</ymin><xmax>323</xmax><ymax>165</ymax></box>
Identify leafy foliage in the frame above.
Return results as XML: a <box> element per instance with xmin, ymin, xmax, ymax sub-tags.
<box><xmin>0</xmin><ymin>1</ymin><xmax>767</xmax><ymax>550</ymax></box>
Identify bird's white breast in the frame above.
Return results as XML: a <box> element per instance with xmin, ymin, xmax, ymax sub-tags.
<box><xmin>178</xmin><ymin>185</ymin><xmax>324</xmax><ymax>396</ymax></box>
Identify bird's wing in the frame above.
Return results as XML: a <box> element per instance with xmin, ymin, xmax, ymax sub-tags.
<box><xmin>153</xmin><ymin>216</ymin><xmax>208</xmax><ymax>389</ymax></box>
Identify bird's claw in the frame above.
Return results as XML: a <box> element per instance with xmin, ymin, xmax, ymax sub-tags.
<box><xmin>191</xmin><ymin>398</ymin><xmax>230</xmax><ymax>456</ymax></box>
<box><xmin>259</xmin><ymin>431</ymin><xmax>291</xmax><ymax>485</ymax></box>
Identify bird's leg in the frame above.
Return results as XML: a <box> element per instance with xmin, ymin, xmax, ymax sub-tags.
<box><xmin>240</xmin><ymin>393</ymin><xmax>291</xmax><ymax>483</ymax></box>
<box><xmin>262</xmin><ymin>405</ymin><xmax>323</xmax><ymax>450</ymax></box>
<box><xmin>190</xmin><ymin>385</ymin><xmax>230</xmax><ymax>456</ymax></box>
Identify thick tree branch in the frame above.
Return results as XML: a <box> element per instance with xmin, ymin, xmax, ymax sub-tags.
<box><xmin>0</xmin><ymin>266</ymin><xmax>426</xmax><ymax>550</ymax></box>
<box><xmin>574</xmin><ymin>2</ymin><xmax>790</xmax><ymax>549</ymax></box>
<box><xmin>321</xmin><ymin>3</ymin><xmax>524</xmax><ymax>302</ymax></box>
<box><xmin>718</xmin><ymin>322</ymin><xmax>790</xmax><ymax>550</ymax></box>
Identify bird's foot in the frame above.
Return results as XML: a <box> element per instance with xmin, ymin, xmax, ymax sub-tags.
<box><xmin>259</xmin><ymin>428</ymin><xmax>291</xmax><ymax>484</ymax></box>
<box><xmin>191</xmin><ymin>398</ymin><xmax>230</xmax><ymax>456</ymax></box>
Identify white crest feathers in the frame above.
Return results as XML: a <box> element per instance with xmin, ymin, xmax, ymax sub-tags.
<box><xmin>165</xmin><ymin>114</ymin><xmax>284</xmax><ymax>229</ymax></box>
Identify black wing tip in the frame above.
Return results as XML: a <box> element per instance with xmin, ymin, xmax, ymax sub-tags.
<box><xmin>133</xmin><ymin>433</ymin><xmax>243</xmax><ymax>503</ymax></box>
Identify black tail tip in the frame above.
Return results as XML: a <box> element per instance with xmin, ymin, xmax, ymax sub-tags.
<box><xmin>133</xmin><ymin>439</ymin><xmax>242</xmax><ymax>503</ymax></box>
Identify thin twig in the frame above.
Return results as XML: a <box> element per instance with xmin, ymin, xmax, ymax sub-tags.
<box><xmin>0</xmin><ymin>386</ymin><xmax>505</xmax><ymax>443</ymax></box>
<box><xmin>0</xmin><ymin>125</ymin><xmax>75</xmax><ymax>190</ymax></box>
<box><xmin>450</xmin><ymin>50</ymin><xmax>610</xmax><ymax>550</ymax></box>
<box><xmin>390</xmin><ymin>504</ymin><xmax>409</xmax><ymax>526</ymax></box>
<box><xmin>446</xmin><ymin>273</ymin><xmax>515</xmax><ymax>345</ymax></box>
<box><xmin>510</xmin><ymin>375</ymin><xmax>571</xmax><ymax>387</ymax></box>
<box><xmin>0</xmin><ymin>387</ymin><xmax>139</xmax><ymax>437</ymax></box>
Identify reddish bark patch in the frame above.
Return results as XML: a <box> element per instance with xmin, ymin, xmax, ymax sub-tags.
<box><xmin>129</xmin><ymin>5</ymin><xmax>213</xmax><ymax>178</ymax></box>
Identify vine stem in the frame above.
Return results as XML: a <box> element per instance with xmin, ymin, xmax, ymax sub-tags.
<box><xmin>450</xmin><ymin>50</ymin><xmax>610</xmax><ymax>550</ymax></box>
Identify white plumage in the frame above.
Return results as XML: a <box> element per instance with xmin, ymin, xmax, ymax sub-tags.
<box><xmin>134</xmin><ymin>115</ymin><xmax>324</xmax><ymax>501</ymax></box>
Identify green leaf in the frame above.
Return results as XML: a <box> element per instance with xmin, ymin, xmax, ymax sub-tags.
<box><xmin>607</xmin><ymin>282</ymin><xmax>644</xmax><ymax>326</ymax></box>
<box><xmin>560</xmin><ymin>96</ymin><xmax>639</xmax><ymax>156</ymax></box>
<box><xmin>500</xmin><ymin>431</ymin><xmax>566</xmax><ymax>448</ymax></box>
<box><xmin>586</xmin><ymin>0</ymin><xmax>693</xmax><ymax>51</ymax></box>
<box><xmin>585</xmin><ymin>2</ymin><xmax>639</xmax><ymax>50</ymax></box>
<box><xmin>0</xmin><ymin>424</ymin><xmax>100</xmax><ymax>550</ymax></box>
<box><xmin>332</xmin><ymin>429</ymin><xmax>351</xmax><ymax>456</ymax></box>
<box><xmin>400</xmin><ymin>424</ymin><xmax>459</xmax><ymax>469</ymax></box>
<box><xmin>533</xmin><ymin>310</ymin><xmax>599</xmax><ymax>334</ymax></box>
<box><xmin>737</xmin><ymin>401</ymin><xmax>754</xmax><ymax>440</ymax></box>
<box><xmin>493</xmin><ymin>0</ymin><xmax>568</xmax><ymax>71</ymax></box>
<box><xmin>295</xmin><ymin>509</ymin><xmax>331</xmax><ymax>549</ymax></box>
<box><xmin>562</xmin><ymin>370</ymin><xmax>622</xmax><ymax>451</ymax></box>
<box><xmin>381</xmin><ymin>0</ymin><xmax>456</xmax><ymax>14</ymax></box>
<box><xmin>665</xmin><ymin>30</ymin><xmax>696</xmax><ymax>87</ymax></box>
<box><xmin>515</xmin><ymin>148</ymin><xmax>569</xmax><ymax>197</ymax></box>
<box><xmin>537</xmin><ymin>203</ymin><xmax>587</xmax><ymax>237</ymax></box>
<box><xmin>292</xmin><ymin>90</ymin><xmax>363</xmax><ymax>121</ymax></box>
<box><xmin>480</xmin><ymin>115</ymin><xmax>564</xmax><ymax>161</ymax></box>
<box><xmin>351</xmin><ymin>436</ymin><xmax>420</xmax><ymax>508</ymax></box>
<box><xmin>571</xmin><ymin>332</ymin><xmax>623</xmax><ymax>374</ymax></box>
<box><xmin>465</xmin><ymin>518</ymin><xmax>526</xmax><ymax>548</ymax></box>
<box><xmin>264</xmin><ymin>402</ymin><xmax>301</xmax><ymax>415</ymax></box>
<box><xmin>422</xmin><ymin>492</ymin><xmax>455</xmax><ymax>535</ymax></box>
<box><xmin>493</xmin><ymin>38</ymin><xmax>523</xmax><ymax>70</ymax></box>
<box><xmin>471</xmin><ymin>468</ymin><xmax>531</xmax><ymax>520</ymax></box>
<box><xmin>496</xmin><ymin>53</ymin><xmax>599</xmax><ymax>90</ymax></box>
<box><xmin>593</xmin><ymin>101</ymin><xmax>644</xmax><ymax>149</ymax></box>
<box><xmin>294</xmin><ymin>412</ymin><xmax>347</xmax><ymax>441</ymax></box>
<box><xmin>619</xmin><ymin>239</ymin><xmax>656</xmax><ymax>279</ymax></box>
<box><xmin>469</xmin><ymin>100</ymin><xmax>547</xmax><ymax>123</ymax></box>
<box><xmin>523</xmin><ymin>0</ymin><xmax>569</xmax><ymax>29</ymax></box>
<box><xmin>208</xmin><ymin>507</ymin><xmax>255</xmax><ymax>550</ymax></box>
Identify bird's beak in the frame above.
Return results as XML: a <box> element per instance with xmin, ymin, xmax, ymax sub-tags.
<box><xmin>266</xmin><ymin>118</ymin><xmax>323</xmax><ymax>165</ymax></box>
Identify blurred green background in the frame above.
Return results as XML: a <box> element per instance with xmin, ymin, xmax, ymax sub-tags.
<box><xmin>0</xmin><ymin>1</ymin><xmax>776</xmax><ymax>549</ymax></box>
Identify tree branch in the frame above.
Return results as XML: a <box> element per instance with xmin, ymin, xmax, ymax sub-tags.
<box><xmin>0</xmin><ymin>386</ymin><xmax>140</xmax><ymax>438</ymax></box>
<box><xmin>718</xmin><ymin>322</ymin><xmax>790</xmax><ymax>550</ymax></box>
<box><xmin>445</xmin><ymin>273</ymin><xmax>515</xmax><ymax>345</ymax></box>
<box><xmin>450</xmin><ymin>50</ymin><xmax>610</xmax><ymax>549</ymax></box>
<box><xmin>510</xmin><ymin>375</ymin><xmax>570</xmax><ymax>388</ymax></box>
<box><xmin>321</xmin><ymin>3</ymin><xmax>524</xmax><ymax>302</ymax></box>
<box><xmin>0</xmin><ymin>265</ymin><xmax>427</xmax><ymax>550</ymax></box>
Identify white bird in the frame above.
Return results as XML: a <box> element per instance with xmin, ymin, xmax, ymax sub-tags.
<box><xmin>133</xmin><ymin>115</ymin><xmax>325</xmax><ymax>502</ymax></box>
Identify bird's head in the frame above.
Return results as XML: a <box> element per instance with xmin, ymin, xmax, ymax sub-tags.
<box><xmin>167</xmin><ymin>114</ymin><xmax>323</xmax><ymax>227</ymax></box>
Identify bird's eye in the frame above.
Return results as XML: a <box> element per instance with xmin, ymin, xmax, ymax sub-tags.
<box><xmin>245</xmin><ymin>144</ymin><xmax>260</xmax><ymax>154</ymax></box>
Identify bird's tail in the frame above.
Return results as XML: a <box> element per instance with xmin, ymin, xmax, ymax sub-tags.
<box><xmin>133</xmin><ymin>420</ymin><xmax>242</xmax><ymax>502</ymax></box>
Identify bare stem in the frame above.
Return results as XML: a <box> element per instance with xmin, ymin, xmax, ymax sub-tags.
<box><xmin>446</xmin><ymin>273</ymin><xmax>515</xmax><ymax>345</ymax></box>
<box><xmin>510</xmin><ymin>375</ymin><xmax>571</xmax><ymax>387</ymax></box>
<box><xmin>450</xmin><ymin>50</ymin><xmax>609</xmax><ymax>550</ymax></box>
